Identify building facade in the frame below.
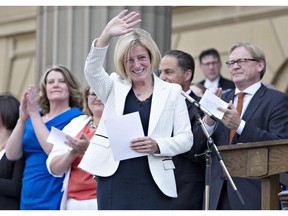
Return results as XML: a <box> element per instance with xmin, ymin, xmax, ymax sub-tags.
<box><xmin>0</xmin><ymin>6</ymin><xmax>287</xmax><ymax>98</ymax></box>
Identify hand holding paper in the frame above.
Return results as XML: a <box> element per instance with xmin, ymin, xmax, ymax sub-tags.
<box><xmin>47</xmin><ymin>126</ymin><xmax>73</xmax><ymax>151</ymax></box>
<box><xmin>104</xmin><ymin>112</ymin><xmax>148</xmax><ymax>161</ymax></box>
<box><xmin>199</xmin><ymin>89</ymin><xmax>229</xmax><ymax>120</ymax></box>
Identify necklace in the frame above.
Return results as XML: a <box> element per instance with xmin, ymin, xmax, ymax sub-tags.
<box><xmin>89</xmin><ymin>120</ymin><xmax>98</xmax><ymax>129</ymax></box>
<box><xmin>45</xmin><ymin>107</ymin><xmax>71</xmax><ymax>120</ymax></box>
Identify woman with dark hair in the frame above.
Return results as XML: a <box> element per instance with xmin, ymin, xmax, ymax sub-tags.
<box><xmin>0</xmin><ymin>94</ymin><xmax>25</xmax><ymax>210</ymax></box>
<box><xmin>6</xmin><ymin>65</ymin><xmax>83</xmax><ymax>210</ymax></box>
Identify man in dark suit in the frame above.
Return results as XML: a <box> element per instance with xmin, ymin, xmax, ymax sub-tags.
<box><xmin>199</xmin><ymin>48</ymin><xmax>235</xmax><ymax>93</ymax></box>
<box><xmin>159</xmin><ymin>50</ymin><xmax>207</xmax><ymax>210</ymax></box>
<box><xmin>204</xmin><ymin>42</ymin><xmax>288</xmax><ymax>210</ymax></box>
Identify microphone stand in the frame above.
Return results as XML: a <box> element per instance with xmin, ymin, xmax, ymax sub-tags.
<box><xmin>181</xmin><ymin>91</ymin><xmax>245</xmax><ymax>209</ymax></box>
<box><xmin>194</xmin><ymin>113</ymin><xmax>212</xmax><ymax>210</ymax></box>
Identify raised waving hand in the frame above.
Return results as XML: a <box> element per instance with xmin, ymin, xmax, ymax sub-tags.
<box><xmin>96</xmin><ymin>9</ymin><xmax>142</xmax><ymax>47</ymax></box>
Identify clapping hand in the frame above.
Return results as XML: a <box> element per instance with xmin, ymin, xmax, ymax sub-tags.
<box><xmin>26</xmin><ymin>85</ymin><xmax>39</xmax><ymax>115</ymax></box>
<box><xmin>19</xmin><ymin>85</ymin><xmax>39</xmax><ymax>121</ymax></box>
<box><xmin>65</xmin><ymin>133</ymin><xmax>90</xmax><ymax>156</ymax></box>
<box><xmin>19</xmin><ymin>89</ymin><xmax>29</xmax><ymax>121</ymax></box>
<box><xmin>219</xmin><ymin>101</ymin><xmax>241</xmax><ymax>130</ymax></box>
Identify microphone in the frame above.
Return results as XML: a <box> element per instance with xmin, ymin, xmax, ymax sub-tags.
<box><xmin>181</xmin><ymin>90</ymin><xmax>217</xmax><ymax>121</ymax></box>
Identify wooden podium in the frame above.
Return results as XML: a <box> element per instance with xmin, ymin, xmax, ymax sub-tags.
<box><xmin>218</xmin><ymin>139</ymin><xmax>288</xmax><ymax>210</ymax></box>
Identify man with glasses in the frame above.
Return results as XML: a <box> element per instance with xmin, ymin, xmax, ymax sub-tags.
<box><xmin>199</xmin><ymin>48</ymin><xmax>235</xmax><ymax>93</ymax></box>
<box><xmin>204</xmin><ymin>42</ymin><xmax>288</xmax><ymax>210</ymax></box>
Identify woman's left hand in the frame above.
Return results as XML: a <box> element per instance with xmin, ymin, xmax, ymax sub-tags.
<box><xmin>130</xmin><ymin>136</ymin><xmax>160</xmax><ymax>154</ymax></box>
<box><xmin>65</xmin><ymin>134</ymin><xmax>89</xmax><ymax>155</ymax></box>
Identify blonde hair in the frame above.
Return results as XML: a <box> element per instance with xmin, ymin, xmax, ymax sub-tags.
<box><xmin>114</xmin><ymin>28</ymin><xmax>161</xmax><ymax>80</ymax></box>
<box><xmin>39</xmin><ymin>65</ymin><xmax>83</xmax><ymax>114</ymax></box>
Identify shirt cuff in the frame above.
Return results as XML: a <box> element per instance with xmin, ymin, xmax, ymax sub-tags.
<box><xmin>236</xmin><ymin>119</ymin><xmax>246</xmax><ymax>135</ymax></box>
<box><xmin>92</xmin><ymin>38</ymin><xmax>109</xmax><ymax>49</ymax></box>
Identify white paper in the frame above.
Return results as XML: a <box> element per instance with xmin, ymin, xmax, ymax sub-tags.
<box><xmin>199</xmin><ymin>89</ymin><xmax>229</xmax><ymax>120</ymax></box>
<box><xmin>47</xmin><ymin>126</ymin><xmax>72</xmax><ymax>151</ymax></box>
<box><xmin>104</xmin><ymin>112</ymin><xmax>147</xmax><ymax>161</ymax></box>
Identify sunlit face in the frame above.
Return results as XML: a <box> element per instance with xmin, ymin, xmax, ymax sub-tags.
<box><xmin>159</xmin><ymin>55</ymin><xmax>186</xmax><ymax>88</ymax></box>
<box><xmin>87</xmin><ymin>90</ymin><xmax>104</xmax><ymax>117</ymax></box>
<box><xmin>228</xmin><ymin>47</ymin><xmax>263</xmax><ymax>90</ymax></box>
<box><xmin>46</xmin><ymin>71</ymin><xmax>70</xmax><ymax>103</ymax></box>
<box><xmin>200</xmin><ymin>55</ymin><xmax>221</xmax><ymax>82</ymax></box>
<box><xmin>124</xmin><ymin>44</ymin><xmax>151</xmax><ymax>82</ymax></box>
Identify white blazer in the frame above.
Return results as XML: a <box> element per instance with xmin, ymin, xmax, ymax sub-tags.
<box><xmin>46</xmin><ymin>115</ymin><xmax>91</xmax><ymax>210</ymax></box>
<box><xmin>78</xmin><ymin>44</ymin><xmax>193</xmax><ymax>198</ymax></box>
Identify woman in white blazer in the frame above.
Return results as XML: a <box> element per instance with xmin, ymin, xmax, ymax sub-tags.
<box><xmin>46</xmin><ymin>86</ymin><xmax>104</xmax><ymax>210</ymax></box>
<box><xmin>78</xmin><ymin>10</ymin><xmax>193</xmax><ymax>210</ymax></box>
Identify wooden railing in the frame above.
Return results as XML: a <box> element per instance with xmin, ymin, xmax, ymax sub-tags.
<box><xmin>218</xmin><ymin>139</ymin><xmax>288</xmax><ymax>210</ymax></box>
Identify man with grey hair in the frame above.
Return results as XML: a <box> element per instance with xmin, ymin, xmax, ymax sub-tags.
<box><xmin>204</xmin><ymin>42</ymin><xmax>288</xmax><ymax>210</ymax></box>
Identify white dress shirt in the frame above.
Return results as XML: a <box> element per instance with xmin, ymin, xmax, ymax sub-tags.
<box><xmin>204</xmin><ymin>77</ymin><xmax>220</xmax><ymax>93</ymax></box>
<box><xmin>235</xmin><ymin>81</ymin><xmax>261</xmax><ymax>135</ymax></box>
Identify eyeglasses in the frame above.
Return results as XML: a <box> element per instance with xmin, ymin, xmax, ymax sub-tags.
<box><xmin>225</xmin><ymin>58</ymin><xmax>258</xmax><ymax>68</ymax></box>
<box><xmin>87</xmin><ymin>92</ymin><xmax>98</xmax><ymax>98</ymax></box>
<box><xmin>201</xmin><ymin>61</ymin><xmax>219</xmax><ymax>67</ymax></box>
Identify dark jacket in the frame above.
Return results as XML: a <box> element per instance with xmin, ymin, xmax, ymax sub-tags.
<box><xmin>171</xmin><ymin>91</ymin><xmax>207</xmax><ymax>210</ymax></box>
<box><xmin>199</xmin><ymin>76</ymin><xmax>235</xmax><ymax>92</ymax></box>
<box><xmin>209</xmin><ymin>84</ymin><xmax>288</xmax><ymax>210</ymax></box>
<box><xmin>0</xmin><ymin>153</ymin><xmax>25</xmax><ymax>210</ymax></box>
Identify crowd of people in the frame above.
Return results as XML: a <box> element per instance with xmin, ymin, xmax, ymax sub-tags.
<box><xmin>1</xmin><ymin>9</ymin><xmax>288</xmax><ymax>210</ymax></box>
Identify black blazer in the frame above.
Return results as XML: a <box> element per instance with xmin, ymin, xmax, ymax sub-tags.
<box><xmin>209</xmin><ymin>84</ymin><xmax>288</xmax><ymax>210</ymax></box>
<box><xmin>171</xmin><ymin>91</ymin><xmax>207</xmax><ymax>210</ymax></box>
<box><xmin>199</xmin><ymin>76</ymin><xmax>235</xmax><ymax>92</ymax></box>
<box><xmin>0</xmin><ymin>153</ymin><xmax>25</xmax><ymax>210</ymax></box>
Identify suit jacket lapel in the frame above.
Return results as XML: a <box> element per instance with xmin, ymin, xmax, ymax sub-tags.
<box><xmin>185</xmin><ymin>91</ymin><xmax>198</xmax><ymax>110</ymax></box>
<box><xmin>242</xmin><ymin>84</ymin><xmax>266</xmax><ymax>121</ymax></box>
<box><xmin>148</xmin><ymin>74</ymin><xmax>169</xmax><ymax>135</ymax></box>
<box><xmin>186</xmin><ymin>91</ymin><xmax>201</xmax><ymax>120</ymax></box>
<box><xmin>186</xmin><ymin>96</ymin><xmax>193</xmax><ymax>111</ymax></box>
<box><xmin>218</xmin><ymin>76</ymin><xmax>223</xmax><ymax>88</ymax></box>
<box><xmin>115</xmin><ymin>79</ymin><xmax>132</xmax><ymax>116</ymax></box>
<box><xmin>227</xmin><ymin>84</ymin><xmax>266</xmax><ymax>144</ymax></box>
<box><xmin>222</xmin><ymin>89</ymin><xmax>235</xmax><ymax>105</ymax></box>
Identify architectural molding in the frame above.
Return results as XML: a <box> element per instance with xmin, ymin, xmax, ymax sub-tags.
<box><xmin>173</xmin><ymin>6</ymin><xmax>288</xmax><ymax>32</ymax></box>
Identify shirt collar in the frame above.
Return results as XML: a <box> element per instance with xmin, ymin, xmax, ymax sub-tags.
<box><xmin>204</xmin><ymin>76</ymin><xmax>220</xmax><ymax>89</ymax></box>
<box><xmin>235</xmin><ymin>81</ymin><xmax>261</xmax><ymax>95</ymax></box>
<box><xmin>186</xmin><ymin>89</ymin><xmax>192</xmax><ymax>95</ymax></box>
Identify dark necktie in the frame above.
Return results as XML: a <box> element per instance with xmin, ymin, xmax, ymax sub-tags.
<box><xmin>229</xmin><ymin>92</ymin><xmax>245</xmax><ymax>144</ymax></box>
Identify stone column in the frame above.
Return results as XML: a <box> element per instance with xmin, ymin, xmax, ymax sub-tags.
<box><xmin>36</xmin><ymin>6</ymin><xmax>171</xmax><ymax>86</ymax></box>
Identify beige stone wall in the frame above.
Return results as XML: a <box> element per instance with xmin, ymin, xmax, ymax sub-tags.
<box><xmin>0</xmin><ymin>6</ymin><xmax>287</xmax><ymax>99</ymax></box>
<box><xmin>0</xmin><ymin>6</ymin><xmax>36</xmax><ymax>98</ymax></box>
<box><xmin>172</xmin><ymin>6</ymin><xmax>288</xmax><ymax>93</ymax></box>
